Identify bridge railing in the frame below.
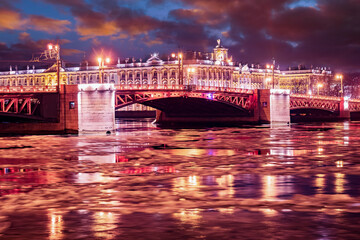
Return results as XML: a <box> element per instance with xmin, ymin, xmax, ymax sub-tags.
<box><xmin>291</xmin><ymin>93</ymin><xmax>341</xmax><ymax>101</ymax></box>
<box><xmin>0</xmin><ymin>85</ymin><xmax>57</xmax><ymax>93</ymax></box>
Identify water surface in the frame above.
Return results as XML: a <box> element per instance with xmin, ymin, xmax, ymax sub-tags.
<box><xmin>1</xmin><ymin>119</ymin><xmax>360</xmax><ymax>239</ymax></box>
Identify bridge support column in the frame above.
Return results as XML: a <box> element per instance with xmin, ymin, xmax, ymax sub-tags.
<box><xmin>257</xmin><ymin>89</ymin><xmax>290</xmax><ymax>125</ymax></box>
<box><xmin>75</xmin><ymin>84</ymin><xmax>116</xmax><ymax>132</ymax></box>
<box><xmin>59</xmin><ymin>84</ymin><xmax>116</xmax><ymax>133</ymax></box>
<box><xmin>340</xmin><ymin>97</ymin><xmax>350</xmax><ymax>120</ymax></box>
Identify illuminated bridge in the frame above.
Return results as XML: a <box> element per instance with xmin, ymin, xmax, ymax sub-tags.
<box><xmin>0</xmin><ymin>84</ymin><xmax>358</xmax><ymax>133</ymax></box>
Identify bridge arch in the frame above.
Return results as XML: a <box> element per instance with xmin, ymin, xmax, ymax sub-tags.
<box><xmin>115</xmin><ymin>90</ymin><xmax>255</xmax><ymax>119</ymax></box>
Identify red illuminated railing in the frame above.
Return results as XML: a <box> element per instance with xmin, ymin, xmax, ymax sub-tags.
<box><xmin>0</xmin><ymin>85</ymin><xmax>57</xmax><ymax>93</ymax></box>
<box><xmin>291</xmin><ymin>94</ymin><xmax>341</xmax><ymax>101</ymax></box>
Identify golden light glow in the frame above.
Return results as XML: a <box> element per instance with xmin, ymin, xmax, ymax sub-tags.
<box><xmin>97</xmin><ymin>57</ymin><xmax>102</xmax><ymax>64</ymax></box>
<box><xmin>317</xmin><ymin>147</ymin><xmax>324</xmax><ymax>154</ymax></box>
<box><xmin>215</xmin><ymin>174</ymin><xmax>234</xmax><ymax>198</ymax></box>
<box><xmin>262</xmin><ymin>175</ymin><xmax>276</xmax><ymax>200</ymax></box>
<box><xmin>179</xmin><ymin>53</ymin><xmax>182</xmax><ymax>59</ymax></box>
<box><xmin>336</xmin><ymin>160</ymin><xmax>343</xmax><ymax>168</ymax></box>
<box><xmin>315</xmin><ymin>174</ymin><xmax>325</xmax><ymax>193</ymax></box>
<box><xmin>93</xmin><ymin>211</ymin><xmax>117</xmax><ymax>239</ymax></box>
<box><xmin>334</xmin><ymin>172</ymin><xmax>345</xmax><ymax>194</ymax></box>
<box><xmin>173</xmin><ymin>209</ymin><xmax>201</xmax><ymax>226</ymax></box>
<box><xmin>336</xmin><ymin>74</ymin><xmax>343</xmax><ymax>80</ymax></box>
<box><xmin>106</xmin><ymin>57</ymin><xmax>110</xmax><ymax>63</ymax></box>
<box><xmin>260</xmin><ymin>208</ymin><xmax>278</xmax><ymax>217</ymax></box>
<box><xmin>48</xmin><ymin>44</ymin><xmax>53</xmax><ymax>50</ymax></box>
<box><xmin>48</xmin><ymin>210</ymin><xmax>64</xmax><ymax>240</ymax></box>
<box><xmin>187</xmin><ymin>68</ymin><xmax>195</xmax><ymax>73</ymax></box>
<box><xmin>188</xmin><ymin>175</ymin><xmax>198</xmax><ymax>186</ymax></box>
<box><xmin>171</xmin><ymin>53</ymin><xmax>176</xmax><ymax>58</ymax></box>
<box><xmin>317</xmin><ymin>83</ymin><xmax>323</xmax><ymax>88</ymax></box>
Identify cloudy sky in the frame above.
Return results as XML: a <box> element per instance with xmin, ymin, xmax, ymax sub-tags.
<box><xmin>0</xmin><ymin>0</ymin><xmax>359</xmax><ymax>72</ymax></box>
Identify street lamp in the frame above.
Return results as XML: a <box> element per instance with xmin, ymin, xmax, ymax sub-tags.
<box><xmin>336</xmin><ymin>74</ymin><xmax>343</xmax><ymax>97</ymax></box>
<box><xmin>317</xmin><ymin>83</ymin><xmax>323</xmax><ymax>95</ymax></box>
<box><xmin>97</xmin><ymin>57</ymin><xmax>110</xmax><ymax>83</ymax></box>
<box><xmin>172</xmin><ymin>52</ymin><xmax>183</xmax><ymax>85</ymax></box>
<box><xmin>187</xmin><ymin>67</ymin><xmax>195</xmax><ymax>85</ymax></box>
<box><xmin>266</xmin><ymin>59</ymin><xmax>276</xmax><ymax>89</ymax></box>
<box><xmin>265</xmin><ymin>77</ymin><xmax>272</xmax><ymax>89</ymax></box>
<box><xmin>47</xmin><ymin>44</ymin><xmax>60</xmax><ymax>91</ymax></box>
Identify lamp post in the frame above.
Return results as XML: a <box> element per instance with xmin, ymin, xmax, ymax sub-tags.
<box><xmin>265</xmin><ymin>77</ymin><xmax>272</xmax><ymax>89</ymax></box>
<box><xmin>336</xmin><ymin>74</ymin><xmax>343</xmax><ymax>97</ymax></box>
<box><xmin>266</xmin><ymin>63</ymin><xmax>274</xmax><ymax>89</ymax></box>
<box><xmin>97</xmin><ymin>57</ymin><xmax>110</xmax><ymax>84</ymax></box>
<box><xmin>272</xmin><ymin>58</ymin><xmax>275</xmax><ymax>89</ymax></box>
<box><xmin>47</xmin><ymin>44</ymin><xmax>60</xmax><ymax>92</ymax></box>
<box><xmin>187</xmin><ymin>67</ymin><xmax>195</xmax><ymax>85</ymax></box>
<box><xmin>172</xmin><ymin>53</ymin><xmax>183</xmax><ymax>86</ymax></box>
<box><xmin>317</xmin><ymin>83</ymin><xmax>323</xmax><ymax>95</ymax></box>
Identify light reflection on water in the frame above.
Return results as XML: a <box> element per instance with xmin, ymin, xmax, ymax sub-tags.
<box><xmin>0</xmin><ymin>120</ymin><xmax>360</xmax><ymax>238</ymax></box>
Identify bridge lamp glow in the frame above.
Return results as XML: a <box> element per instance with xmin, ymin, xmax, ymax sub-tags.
<box><xmin>187</xmin><ymin>68</ymin><xmax>195</xmax><ymax>73</ymax></box>
<box><xmin>171</xmin><ymin>53</ymin><xmax>176</xmax><ymax>58</ymax></box>
<box><xmin>97</xmin><ymin>57</ymin><xmax>102</xmax><ymax>64</ymax></box>
<box><xmin>48</xmin><ymin>44</ymin><xmax>53</xmax><ymax>50</ymax></box>
<box><xmin>106</xmin><ymin>57</ymin><xmax>110</xmax><ymax>64</ymax></box>
<box><xmin>317</xmin><ymin>83</ymin><xmax>323</xmax><ymax>95</ymax></box>
<box><xmin>206</xmin><ymin>93</ymin><xmax>214</xmax><ymax>100</ymax></box>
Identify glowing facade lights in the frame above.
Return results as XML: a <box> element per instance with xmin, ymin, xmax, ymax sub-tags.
<box><xmin>97</xmin><ymin>56</ymin><xmax>111</xmax><ymax>84</ymax></box>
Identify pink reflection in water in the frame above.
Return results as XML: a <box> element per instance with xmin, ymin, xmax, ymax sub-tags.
<box><xmin>0</xmin><ymin>167</ymin><xmax>62</xmax><ymax>196</ymax></box>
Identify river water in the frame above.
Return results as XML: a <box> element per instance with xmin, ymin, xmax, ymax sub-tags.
<box><xmin>1</xmin><ymin>119</ymin><xmax>360</xmax><ymax>239</ymax></box>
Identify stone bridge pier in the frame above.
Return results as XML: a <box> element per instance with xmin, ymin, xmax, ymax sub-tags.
<box><xmin>59</xmin><ymin>84</ymin><xmax>116</xmax><ymax>133</ymax></box>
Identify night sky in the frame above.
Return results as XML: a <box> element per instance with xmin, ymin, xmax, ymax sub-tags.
<box><xmin>0</xmin><ymin>0</ymin><xmax>359</xmax><ymax>72</ymax></box>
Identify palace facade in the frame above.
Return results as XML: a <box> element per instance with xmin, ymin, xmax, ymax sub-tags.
<box><xmin>0</xmin><ymin>41</ymin><xmax>335</xmax><ymax>96</ymax></box>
